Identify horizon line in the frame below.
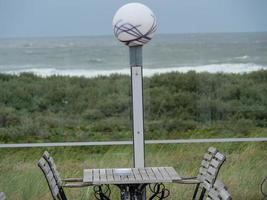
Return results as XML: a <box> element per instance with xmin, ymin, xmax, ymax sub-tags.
<box><xmin>1</xmin><ymin>30</ymin><xmax>267</xmax><ymax>40</ymax></box>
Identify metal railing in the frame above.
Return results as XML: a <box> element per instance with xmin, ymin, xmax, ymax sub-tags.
<box><xmin>0</xmin><ymin>137</ymin><xmax>266</xmax><ymax>148</ymax></box>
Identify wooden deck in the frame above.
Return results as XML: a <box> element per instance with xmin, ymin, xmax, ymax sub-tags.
<box><xmin>83</xmin><ymin>167</ymin><xmax>181</xmax><ymax>185</ymax></box>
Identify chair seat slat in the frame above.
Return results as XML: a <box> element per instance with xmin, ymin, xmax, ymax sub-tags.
<box><xmin>207</xmin><ymin>180</ymin><xmax>232</xmax><ymax>200</ymax></box>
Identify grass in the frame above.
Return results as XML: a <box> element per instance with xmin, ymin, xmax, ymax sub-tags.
<box><xmin>0</xmin><ymin>142</ymin><xmax>266</xmax><ymax>199</ymax></box>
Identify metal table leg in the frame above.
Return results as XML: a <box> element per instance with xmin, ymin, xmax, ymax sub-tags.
<box><xmin>116</xmin><ymin>184</ymin><xmax>147</xmax><ymax>200</ymax></box>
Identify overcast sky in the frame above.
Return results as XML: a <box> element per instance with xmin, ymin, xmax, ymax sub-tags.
<box><xmin>0</xmin><ymin>0</ymin><xmax>267</xmax><ymax>38</ymax></box>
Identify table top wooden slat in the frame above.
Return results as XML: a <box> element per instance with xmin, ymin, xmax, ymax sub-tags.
<box><xmin>113</xmin><ymin>169</ymin><xmax>122</xmax><ymax>182</ymax></box>
<box><xmin>83</xmin><ymin>169</ymin><xmax>93</xmax><ymax>183</ymax></box>
<box><xmin>151</xmin><ymin>167</ymin><xmax>164</xmax><ymax>181</ymax></box>
<box><xmin>146</xmin><ymin>168</ymin><xmax>157</xmax><ymax>180</ymax></box>
<box><xmin>165</xmin><ymin>167</ymin><xmax>181</xmax><ymax>181</ymax></box>
<box><xmin>132</xmin><ymin>168</ymin><xmax>142</xmax><ymax>182</ymax></box>
<box><xmin>158</xmin><ymin>167</ymin><xmax>172</xmax><ymax>180</ymax></box>
<box><xmin>100</xmin><ymin>169</ymin><xmax>107</xmax><ymax>183</ymax></box>
<box><xmin>139</xmin><ymin>168</ymin><xmax>150</xmax><ymax>181</ymax></box>
<box><xmin>83</xmin><ymin>167</ymin><xmax>181</xmax><ymax>185</ymax></box>
<box><xmin>127</xmin><ymin>169</ymin><xmax>135</xmax><ymax>181</ymax></box>
<box><xmin>93</xmin><ymin>169</ymin><xmax>100</xmax><ymax>182</ymax></box>
<box><xmin>106</xmin><ymin>168</ymin><xmax>114</xmax><ymax>182</ymax></box>
<box><xmin>120</xmin><ymin>172</ymin><xmax>129</xmax><ymax>182</ymax></box>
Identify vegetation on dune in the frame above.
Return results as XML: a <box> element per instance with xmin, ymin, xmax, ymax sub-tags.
<box><xmin>0</xmin><ymin>70</ymin><xmax>267</xmax><ymax>143</ymax></box>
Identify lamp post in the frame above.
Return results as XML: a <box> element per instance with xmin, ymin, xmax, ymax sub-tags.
<box><xmin>113</xmin><ymin>3</ymin><xmax>157</xmax><ymax>168</ymax></box>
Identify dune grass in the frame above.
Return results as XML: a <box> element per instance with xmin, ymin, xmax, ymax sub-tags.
<box><xmin>0</xmin><ymin>142</ymin><xmax>266</xmax><ymax>199</ymax></box>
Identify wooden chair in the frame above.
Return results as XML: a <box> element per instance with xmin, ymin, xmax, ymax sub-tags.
<box><xmin>0</xmin><ymin>192</ymin><xmax>6</xmax><ymax>200</ymax></box>
<box><xmin>176</xmin><ymin>147</ymin><xmax>218</xmax><ymax>182</ymax></box>
<box><xmin>206</xmin><ymin>180</ymin><xmax>232</xmax><ymax>200</ymax></box>
<box><xmin>197</xmin><ymin>152</ymin><xmax>226</xmax><ymax>200</ymax></box>
<box><xmin>42</xmin><ymin>151</ymin><xmax>84</xmax><ymax>185</ymax></box>
<box><xmin>38</xmin><ymin>157</ymin><xmax>89</xmax><ymax>200</ymax></box>
<box><xmin>38</xmin><ymin>158</ymin><xmax>68</xmax><ymax>200</ymax></box>
<box><xmin>174</xmin><ymin>147</ymin><xmax>226</xmax><ymax>200</ymax></box>
<box><xmin>174</xmin><ymin>147</ymin><xmax>218</xmax><ymax>186</ymax></box>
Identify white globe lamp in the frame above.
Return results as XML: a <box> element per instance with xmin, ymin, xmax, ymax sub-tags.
<box><xmin>113</xmin><ymin>3</ymin><xmax>157</xmax><ymax>199</ymax></box>
<box><xmin>112</xmin><ymin>3</ymin><xmax>157</xmax><ymax>46</ymax></box>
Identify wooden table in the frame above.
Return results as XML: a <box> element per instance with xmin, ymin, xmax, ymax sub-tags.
<box><xmin>83</xmin><ymin>167</ymin><xmax>181</xmax><ymax>200</ymax></box>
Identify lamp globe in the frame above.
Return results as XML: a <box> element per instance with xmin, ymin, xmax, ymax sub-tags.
<box><xmin>112</xmin><ymin>3</ymin><xmax>157</xmax><ymax>46</ymax></box>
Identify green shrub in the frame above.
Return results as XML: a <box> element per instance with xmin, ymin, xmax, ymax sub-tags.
<box><xmin>0</xmin><ymin>70</ymin><xmax>266</xmax><ymax>142</ymax></box>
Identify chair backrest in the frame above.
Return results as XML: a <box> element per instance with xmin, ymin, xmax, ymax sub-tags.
<box><xmin>0</xmin><ymin>192</ymin><xmax>6</xmax><ymax>200</ymax></box>
<box><xmin>42</xmin><ymin>151</ymin><xmax>62</xmax><ymax>186</ymax></box>
<box><xmin>193</xmin><ymin>148</ymin><xmax>226</xmax><ymax>200</ymax></box>
<box><xmin>38</xmin><ymin>158</ymin><xmax>66</xmax><ymax>200</ymax></box>
<box><xmin>202</xmin><ymin>152</ymin><xmax>226</xmax><ymax>190</ymax></box>
<box><xmin>206</xmin><ymin>180</ymin><xmax>232</xmax><ymax>200</ymax></box>
<box><xmin>197</xmin><ymin>147</ymin><xmax>218</xmax><ymax>182</ymax></box>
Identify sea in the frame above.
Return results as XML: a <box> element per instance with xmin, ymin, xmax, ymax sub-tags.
<box><xmin>0</xmin><ymin>32</ymin><xmax>267</xmax><ymax>77</ymax></box>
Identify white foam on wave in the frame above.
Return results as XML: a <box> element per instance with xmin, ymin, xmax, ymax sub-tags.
<box><xmin>2</xmin><ymin>63</ymin><xmax>267</xmax><ymax>78</ymax></box>
<box><xmin>234</xmin><ymin>55</ymin><xmax>249</xmax><ymax>60</ymax></box>
<box><xmin>3</xmin><ymin>68</ymin><xmax>130</xmax><ymax>77</ymax></box>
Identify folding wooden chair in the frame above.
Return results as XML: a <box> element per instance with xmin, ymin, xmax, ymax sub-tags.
<box><xmin>197</xmin><ymin>152</ymin><xmax>226</xmax><ymax>200</ymax></box>
<box><xmin>38</xmin><ymin>157</ymin><xmax>89</xmax><ymax>200</ymax></box>
<box><xmin>42</xmin><ymin>151</ymin><xmax>84</xmax><ymax>185</ymax></box>
<box><xmin>38</xmin><ymin>158</ymin><xmax>68</xmax><ymax>200</ymax></box>
<box><xmin>174</xmin><ymin>147</ymin><xmax>226</xmax><ymax>200</ymax></box>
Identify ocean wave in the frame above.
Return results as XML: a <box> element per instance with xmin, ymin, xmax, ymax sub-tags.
<box><xmin>234</xmin><ymin>55</ymin><xmax>249</xmax><ymax>60</ymax></box>
<box><xmin>2</xmin><ymin>63</ymin><xmax>267</xmax><ymax>78</ymax></box>
<box><xmin>86</xmin><ymin>58</ymin><xmax>103</xmax><ymax>63</ymax></box>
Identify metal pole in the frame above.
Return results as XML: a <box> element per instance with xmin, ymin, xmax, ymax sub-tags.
<box><xmin>130</xmin><ymin>46</ymin><xmax>145</xmax><ymax>168</ymax></box>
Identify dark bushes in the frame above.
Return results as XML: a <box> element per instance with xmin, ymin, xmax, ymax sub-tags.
<box><xmin>0</xmin><ymin>70</ymin><xmax>266</xmax><ymax>142</ymax></box>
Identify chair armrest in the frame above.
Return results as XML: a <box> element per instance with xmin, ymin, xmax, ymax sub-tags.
<box><xmin>62</xmin><ymin>182</ymin><xmax>92</xmax><ymax>188</ymax></box>
<box><xmin>180</xmin><ymin>176</ymin><xmax>197</xmax><ymax>180</ymax></box>
<box><xmin>62</xmin><ymin>178</ymin><xmax>83</xmax><ymax>182</ymax></box>
<box><xmin>173</xmin><ymin>179</ymin><xmax>201</xmax><ymax>185</ymax></box>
